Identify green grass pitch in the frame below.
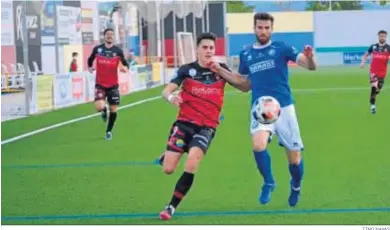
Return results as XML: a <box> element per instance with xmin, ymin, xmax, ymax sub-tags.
<box><xmin>1</xmin><ymin>66</ymin><xmax>390</xmax><ymax>225</ymax></box>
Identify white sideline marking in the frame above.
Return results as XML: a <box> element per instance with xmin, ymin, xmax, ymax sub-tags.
<box><xmin>1</xmin><ymin>96</ymin><xmax>161</xmax><ymax>145</ymax></box>
<box><xmin>1</xmin><ymin>86</ymin><xmax>385</xmax><ymax>145</ymax></box>
<box><xmin>227</xmin><ymin>86</ymin><xmax>374</xmax><ymax>95</ymax></box>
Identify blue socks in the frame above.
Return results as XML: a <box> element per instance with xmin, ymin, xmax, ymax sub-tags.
<box><xmin>253</xmin><ymin>149</ymin><xmax>274</xmax><ymax>184</ymax></box>
<box><xmin>288</xmin><ymin>159</ymin><xmax>304</xmax><ymax>189</ymax></box>
<box><xmin>254</xmin><ymin>149</ymin><xmax>304</xmax><ymax>189</ymax></box>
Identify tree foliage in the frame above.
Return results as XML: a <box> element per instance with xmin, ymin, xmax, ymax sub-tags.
<box><xmin>374</xmin><ymin>1</ymin><xmax>390</xmax><ymax>6</ymax></box>
<box><xmin>305</xmin><ymin>1</ymin><xmax>363</xmax><ymax>11</ymax></box>
<box><xmin>227</xmin><ymin>1</ymin><xmax>254</xmax><ymax>13</ymax></box>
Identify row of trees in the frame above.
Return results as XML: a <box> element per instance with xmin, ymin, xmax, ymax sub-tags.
<box><xmin>227</xmin><ymin>1</ymin><xmax>389</xmax><ymax>13</ymax></box>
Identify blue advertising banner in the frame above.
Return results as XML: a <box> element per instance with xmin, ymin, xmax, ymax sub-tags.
<box><xmin>41</xmin><ymin>0</ymin><xmax>62</xmax><ymax>45</ymax></box>
<box><xmin>343</xmin><ymin>52</ymin><xmax>371</xmax><ymax>65</ymax></box>
<box><xmin>54</xmin><ymin>73</ymin><xmax>73</xmax><ymax>108</ymax></box>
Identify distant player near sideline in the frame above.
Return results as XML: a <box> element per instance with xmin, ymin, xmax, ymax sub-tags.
<box><xmin>87</xmin><ymin>28</ymin><xmax>129</xmax><ymax>140</ymax></box>
<box><xmin>209</xmin><ymin>13</ymin><xmax>317</xmax><ymax>207</ymax></box>
<box><xmin>158</xmin><ymin>32</ymin><xmax>231</xmax><ymax>220</ymax></box>
<box><xmin>360</xmin><ymin>30</ymin><xmax>390</xmax><ymax>114</ymax></box>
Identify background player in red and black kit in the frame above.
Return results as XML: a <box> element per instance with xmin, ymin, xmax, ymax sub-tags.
<box><xmin>158</xmin><ymin>32</ymin><xmax>231</xmax><ymax>220</ymax></box>
<box><xmin>360</xmin><ymin>30</ymin><xmax>390</xmax><ymax>114</ymax></box>
<box><xmin>87</xmin><ymin>28</ymin><xmax>128</xmax><ymax>139</ymax></box>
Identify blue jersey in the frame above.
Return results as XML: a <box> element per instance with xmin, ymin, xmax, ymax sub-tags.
<box><xmin>238</xmin><ymin>41</ymin><xmax>300</xmax><ymax>107</ymax></box>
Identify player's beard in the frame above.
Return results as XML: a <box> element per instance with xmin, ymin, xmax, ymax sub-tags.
<box><xmin>379</xmin><ymin>39</ymin><xmax>385</xmax><ymax>45</ymax></box>
<box><xmin>256</xmin><ymin>34</ymin><xmax>269</xmax><ymax>45</ymax></box>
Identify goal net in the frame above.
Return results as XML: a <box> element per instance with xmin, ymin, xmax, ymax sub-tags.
<box><xmin>177</xmin><ymin>32</ymin><xmax>196</xmax><ymax>65</ymax></box>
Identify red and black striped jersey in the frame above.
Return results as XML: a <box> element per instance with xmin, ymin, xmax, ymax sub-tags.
<box><xmin>88</xmin><ymin>44</ymin><xmax>128</xmax><ymax>87</ymax></box>
<box><xmin>171</xmin><ymin>61</ymin><xmax>231</xmax><ymax>129</ymax></box>
<box><xmin>368</xmin><ymin>43</ymin><xmax>390</xmax><ymax>78</ymax></box>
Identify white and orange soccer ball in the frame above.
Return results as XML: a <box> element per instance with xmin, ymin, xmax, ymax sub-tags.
<box><xmin>252</xmin><ymin>96</ymin><xmax>281</xmax><ymax>124</ymax></box>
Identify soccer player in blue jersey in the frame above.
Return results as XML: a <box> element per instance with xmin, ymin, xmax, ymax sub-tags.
<box><xmin>208</xmin><ymin>12</ymin><xmax>317</xmax><ymax>207</ymax></box>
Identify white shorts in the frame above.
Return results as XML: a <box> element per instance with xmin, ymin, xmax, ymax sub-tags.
<box><xmin>250</xmin><ymin>104</ymin><xmax>304</xmax><ymax>151</ymax></box>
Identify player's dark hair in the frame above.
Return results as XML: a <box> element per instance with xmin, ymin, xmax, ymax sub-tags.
<box><xmin>378</xmin><ymin>30</ymin><xmax>387</xmax><ymax>35</ymax></box>
<box><xmin>72</xmin><ymin>52</ymin><xmax>78</xmax><ymax>57</ymax></box>
<box><xmin>254</xmin><ymin>12</ymin><xmax>274</xmax><ymax>26</ymax></box>
<box><xmin>104</xmin><ymin>28</ymin><xmax>114</xmax><ymax>35</ymax></box>
<box><xmin>196</xmin><ymin>32</ymin><xmax>217</xmax><ymax>46</ymax></box>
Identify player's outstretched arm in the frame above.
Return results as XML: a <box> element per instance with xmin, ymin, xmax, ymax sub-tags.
<box><xmin>208</xmin><ymin>61</ymin><xmax>250</xmax><ymax>92</ymax></box>
<box><xmin>360</xmin><ymin>52</ymin><xmax>370</xmax><ymax>68</ymax></box>
<box><xmin>216</xmin><ymin>66</ymin><xmax>251</xmax><ymax>92</ymax></box>
<box><xmin>296</xmin><ymin>46</ymin><xmax>317</xmax><ymax>71</ymax></box>
<box><xmin>360</xmin><ymin>45</ymin><xmax>373</xmax><ymax>68</ymax></box>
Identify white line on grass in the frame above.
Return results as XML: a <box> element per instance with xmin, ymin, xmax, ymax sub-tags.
<box><xmin>1</xmin><ymin>87</ymin><xmax>384</xmax><ymax>145</ymax></box>
<box><xmin>1</xmin><ymin>96</ymin><xmax>161</xmax><ymax>145</ymax></box>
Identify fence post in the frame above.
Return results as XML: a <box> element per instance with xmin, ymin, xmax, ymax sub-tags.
<box><xmin>22</xmin><ymin>1</ymin><xmax>31</xmax><ymax>115</ymax></box>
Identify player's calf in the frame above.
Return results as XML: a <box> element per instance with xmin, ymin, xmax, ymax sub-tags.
<box><xmin>286</xmin><ymin>149</ymin><xmax>304</xmax><ymax>207</ymax></box>
<box><xmin>106</xmin><ymin>105</ymin><xmax>118</xmax><ymax>136</ymax></box>
<box><xmin>370</xmin><ymin>86</ymin><xmax>377</xmax><ymax>114</ymax></box>
<box><xmin>252</xmin><ymin>131</ymin><xmax>275</xmax><ymax>204</ymax></box>
<box><xmin>160</xmin><ymin>147</ymin><xmax>205</xmax><ymax>220</ymax></box>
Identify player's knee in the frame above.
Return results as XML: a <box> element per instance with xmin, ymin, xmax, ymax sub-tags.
<box><xmin>109</xmin><ymin>105</ymin><xmax>118</xmax><ymax>112</ymax></box>
<box><xmin>163</xmin><ymin>166</ymin><xmax>176</xmax><ymax>175</ymax></box>
<box><xmin>95</xmin><ymin>105</ymin><xmax>105</xmax><ymax>112</ymax></box>
<box><xmin>252</xmin><ymin>141</ymin><xmax>268</xmax><ymax>152</ymax></box>
<box><xmin>95</xmin><ymin>100</ymin><xmax>105</xmax><ymax>111</ymax></box>
<box><xmin>252</xmin><ymin>131</ymin><xmax>270</xmax><ymax>152</ymax></box>
<box><xmin>287</xmin><ymin>150</ymin><xmax>301</xmax><ymax>165</ymax></box>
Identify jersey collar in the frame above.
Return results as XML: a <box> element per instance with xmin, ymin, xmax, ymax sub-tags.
<box><xmin>253</xmin><ymin>41</ymin><xmax>272</xmax><ymax>49</ymax></box>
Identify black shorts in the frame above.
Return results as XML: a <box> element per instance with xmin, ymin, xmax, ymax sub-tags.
<box><xmin>369</xmin><ymin>74</ymin><xmax>385</xmax><ymax>90</ymax></box>
<box><xmin>166</xmin><ymin>120</ymin><xmax>216</xmax><ymax>154</ymax></box>
<box><xmin>95</xmin><ymin>84</ymin><xmax>120</xmax><ymax>105</ymax></box>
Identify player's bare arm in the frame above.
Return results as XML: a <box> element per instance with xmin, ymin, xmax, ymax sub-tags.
<box><xmin>209</xmin><ymin>62</ymin><xmax>251</xmax><ymax>92</ymax></box>
<box><xmin>162</xmin><ymin>83</ymin><xmax>182</xmax><ymax>106</ymax></box>
<box><xmin>118</xmin><ymin>50</ymin><xmax>129</xmax><ymax>73</ymax></box>
<box><xmin>360</xmin><ymin>52</ymin><xmax>370</xmax><ymax>68</ymax></box>
<box><xmin>296</xmin><ymin>46</ymin><xmax>317</xmax><ymax>71</ymax></box>
<box><xmin>361</xmin><ymin>44</ymin><xmax>375</xmax><ymax>68</ymax></box>
<box><xmin>87</xmin><ymin>47</ymin><xmax>97</xmax><ymax>73</ymax></box>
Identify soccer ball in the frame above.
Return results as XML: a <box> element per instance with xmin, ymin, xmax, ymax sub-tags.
<box><xmin>252</xmin><ymin>96</ymin><xmax>281</xmax><ymax>124</ymax></box>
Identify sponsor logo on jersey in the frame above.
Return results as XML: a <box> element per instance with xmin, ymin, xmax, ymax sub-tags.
<box><xmin>97</xmin><ymin>58</ymin><xmax>117</xmax><ymax>65</ymax></box>
<box><xmin>249</xmin><ymin>60</ymin><xmax>276</xmax><ymax>73</ymax></box>
<box><xmin>191</xmin><ymin>87</ymin><xmax>221</xmax><ymax>96</ymax></box>
<box><xmin>372</xmin><ymin>52</ymin><xmax>389</xmax><ymax>60</ymax></box>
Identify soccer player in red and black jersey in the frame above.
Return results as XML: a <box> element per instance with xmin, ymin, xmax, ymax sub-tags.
<box><xmin>360</xmin><ymin>30</ymin><xmax>390</xmax><ymax>114</ymax></box>
<box><xmin>87</xmin><ymin>28</ymin><xmax>129</xmax><ymax>139</ymax></box>
<box><xmin>158</xmin><ymin>32</ymin><xmax>231</xmax><ymax>220</ymax></box>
